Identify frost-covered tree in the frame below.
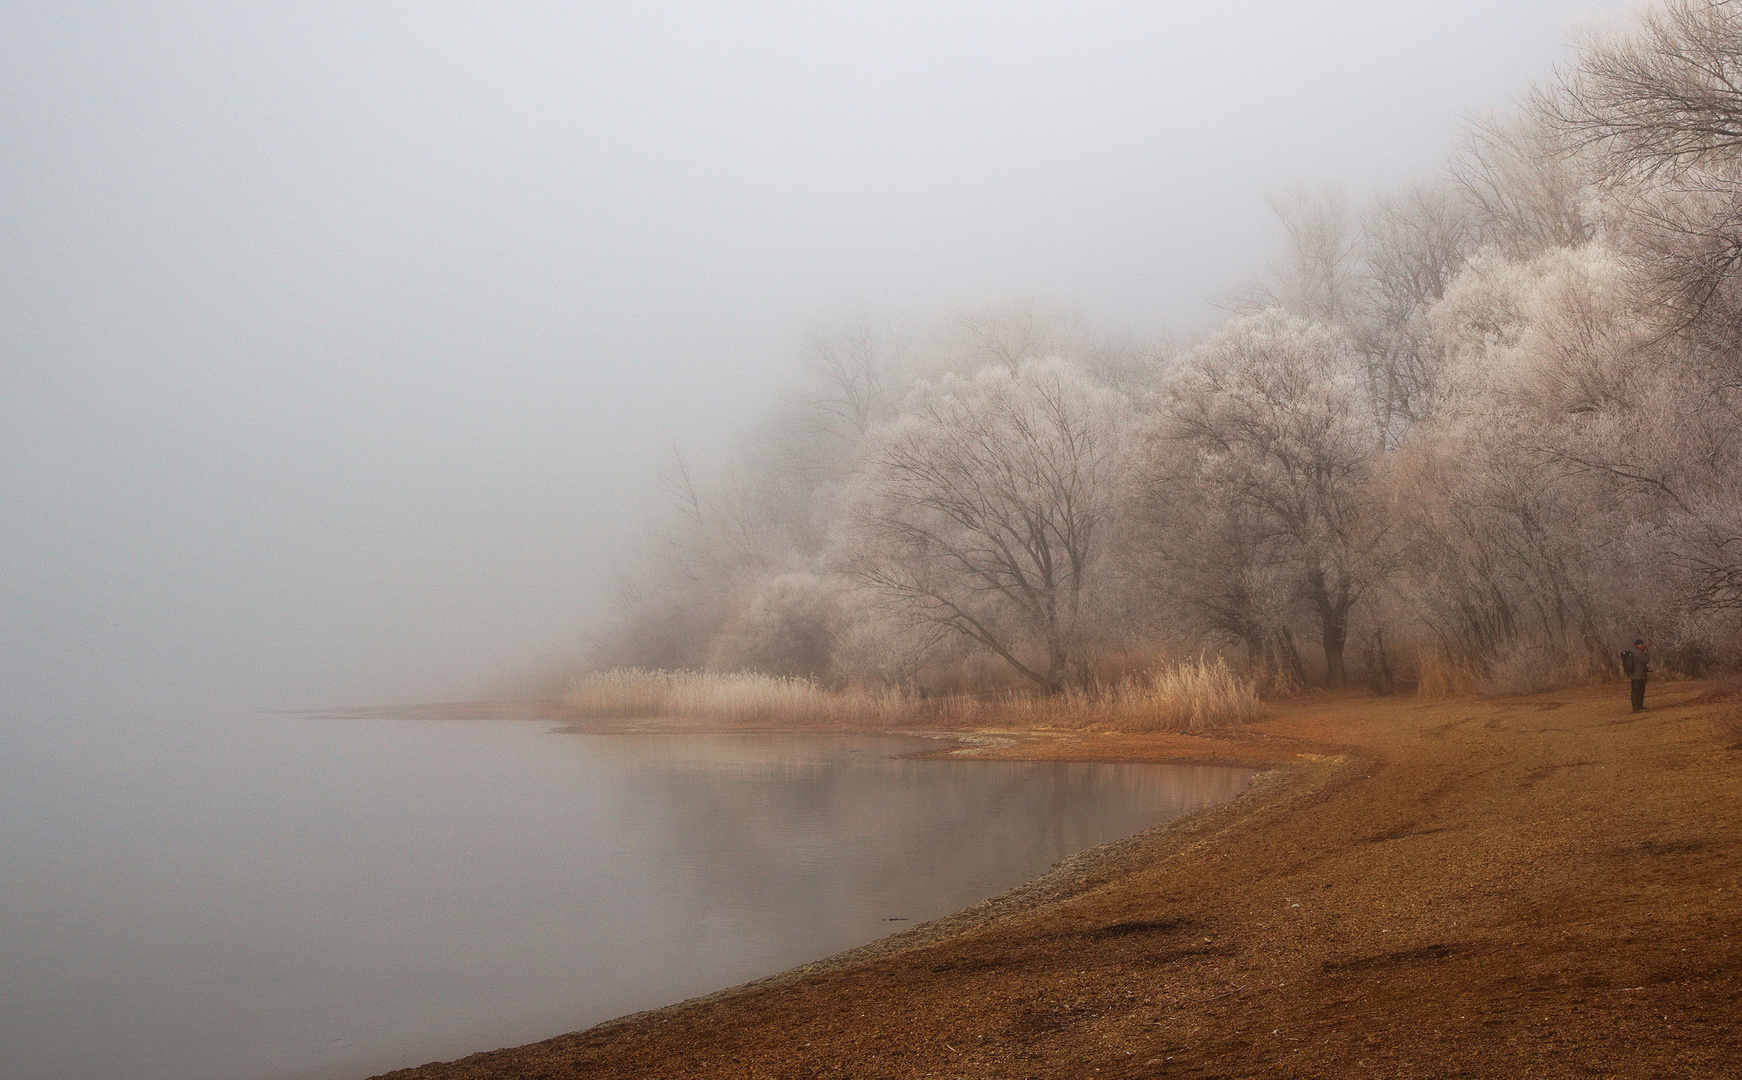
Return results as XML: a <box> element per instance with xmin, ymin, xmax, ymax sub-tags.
<box><xmin>1452</xmin><ymin>111</ymin><xmax>1598</xmax><ymax>257</ymax></box>
<box><xmin>1352</xmin><ymin>182</ymin><xmax>1475</xmax><ymax>444</ymax></box>
<box><xmin>1412</xmin><ymin>241</ymin><xmax>1687</xmax><ymax>676</ymax></box>
<box><xmin>588</xmin><ymin>0</ymin><xmax>1742</xmax><ymax>694</ymax></box>
<box><xmin>1549</xmin><ymin>0</ymin><xmax>1742</xmax><ymax>176</ymax></box>
<box><xmin>1124</xmin><ymin>445</ymin><xmax>1307</xmax><ymax>686</ymax></box>
<box><xmin>846</xmin><ymin>359</ymin><xmax>1131</xmax><ymax>691</ymax></box>
<box><xmin>1162</xmin><ymin>313</ymin><xmax>1391</xmax><ymax>685</ymax></box>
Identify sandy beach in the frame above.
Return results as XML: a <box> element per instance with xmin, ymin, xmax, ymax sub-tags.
<box><xmin>371</xmin><ymin>681</ymin><xmax>1742</xmax><ymax>1079</ymax></box>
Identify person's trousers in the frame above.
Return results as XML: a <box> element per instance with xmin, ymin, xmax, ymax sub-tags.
<box><xmin>1631</xmin><ymin>679</ymin><xmax>1647</xmax><ymax>711</ymax></box>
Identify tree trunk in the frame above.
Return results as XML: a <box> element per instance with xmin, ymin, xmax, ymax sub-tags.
<box><xmin>1269</xmin><ymin>626</ymin><xmax>1308</xmax><ymax>690</ymax></box>
<box><xmin>1307</xmin><ymin>569</ymin><xmax>1351</xmax><ymax>686</ymax></box>
<box><xmin>1322</xmin><ymin>611</ymin><xmax>1348</xmax><ymax>686</ymax></box>
<box><xmin>1043</xmin><ymin>637</ymin><xmax>1069</xmax><ymax>694</ymax></box>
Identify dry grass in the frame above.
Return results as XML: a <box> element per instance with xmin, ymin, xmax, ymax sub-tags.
<box><xmin>564</xmin><ymin>669</ymin><xmax>900</xmax><ymax>727</ymax></box>
<box><xmin>1079</xmin><ymin>657</ymin><xmax>1265</xmax><ymax>733</ymax></box>
<box><xmin>1415</xmin><ymin>645</ymin><xmax>1612</xmax><ymax>698</ymax></box>
<box><xmin>565</xmin><ymin>659</ymin><xmax>1263</xmax><ymax>735</ymax></box>
<box><xmin>1415</xmin><ymin>649</ymin><xmax>1482</xmax><ymax>698</ymax></box>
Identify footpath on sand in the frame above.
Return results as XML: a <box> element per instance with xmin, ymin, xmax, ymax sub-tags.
<box><xmin>374</xmin><ymin>682</ymin><xmax>1742</xmax><ymax>1079</ymax></box>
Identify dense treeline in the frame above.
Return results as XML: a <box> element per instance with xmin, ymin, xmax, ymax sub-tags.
<box><xmin>594</xmin><ymin>0</ymin><xmax>1742</xmax><ymax>697</ymax></box>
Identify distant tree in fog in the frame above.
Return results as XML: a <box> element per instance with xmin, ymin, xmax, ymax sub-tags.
<box><xmin>1268</xmin><ymin>186</ymin><xmax>1361</xmax><ymax>323</ymax></box>
<box><xmin>1352</xmin><ymin>182</ymin><xmax>1474</xmax><ymax>445</ymax></box>
<box><xmin>938</xmin><ymin>300</ymin><xmax>1089</xmax><ymax>374</ymax></box>
<box><xmin>1227</xmin><ymin>186</ymin><xmax>1360</xmax><ymax>325</ymax></box>
<box><xmin>1451</xmin><ymin>108</ymin><xmax>1599</xmax><ymax>258</ymax></box>
<box><xmin>847</xmin><ymin>360</ymin><xmax>1129</xmax><ymax>691</ymax></box>
<box><xmin>801</xmin><ymin>319</ymin><xmax>905</xmax><ymax>441</ymax></box>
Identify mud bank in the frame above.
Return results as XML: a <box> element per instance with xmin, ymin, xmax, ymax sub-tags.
<box><xmin>371</xmin><ymin>683</ymin><xmax>1742</xmax><ymax>1079</ymax></box>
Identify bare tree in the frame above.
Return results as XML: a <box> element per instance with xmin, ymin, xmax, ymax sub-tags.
<box><xmin>1124</xmin><ymin>443</ymin><xmax>1307</xmax><ymax>686</ymax></box>
<box><xmin>1547</xmin><ymin>0</ymin><xmax>1742</xmax><ymax>176</ymax></box>
<box><xmin>1534</xmin><ymin>2</ymin><xmax>1742</xmax><ymax>359</ymax></box>
<box><xmin>847</xmin><ymin>359</ymin><xmax>1129</xmax><ymax>691</ymax></box>
<box><xmin>1163</xmin><ymin>312</ymin><xmax>1391</xmax><ymax>685</ymax></box>
<box><xmin>1451</xmin><ymin>111</ymin><xmax>1597</xmax><ymax>256</ymax></box>
<box><xmin>1617</xmin><ymin>174</ymin><xmax>1742</xmax><ymax>352</ymax></box>
<box><xmin>1363</xmin><ymin>183</ymin><xmax>1474</xmax><ymax>314</ymax></box>
<box><xmin>801</xmin><ymin>318</ymin><xmax>906</xmax><ymax>440</ymax></box>
<box><xmin>1393</xmin><ymin>424</ymin><xmax>1622</xmax><ymax>679</ymax></box>
<box><xmin>1227</xmin><ymin>185</ymin><xmax>1360</xmax><ymax>323</ymax></box>
<box><xmin>1352</xmin><ymin>182</ymin><xmax>1475</xmax><ymax>444</ymax></box>
<box><xmin>939</xmin><ymin>300</ymin><xmax>1089</xmax><ymax>373</ymax></box>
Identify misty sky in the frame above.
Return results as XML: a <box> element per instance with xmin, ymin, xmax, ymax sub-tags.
<box><xmin>2</xmin><ymin>1</ymin><xmax>1633</xmax><ymax>718</ymax></box>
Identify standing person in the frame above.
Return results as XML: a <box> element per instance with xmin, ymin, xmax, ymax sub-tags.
<box><xmin>1623</xmin><ymin>638</ymin><xmax>1650</xmax><ymax>712</ymax></box>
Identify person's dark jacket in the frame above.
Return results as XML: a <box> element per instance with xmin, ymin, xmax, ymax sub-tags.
<box><xmin>1625</xmin><ymin>649</ymin><xmax>1650</xmax><ymax>681</ymax></box>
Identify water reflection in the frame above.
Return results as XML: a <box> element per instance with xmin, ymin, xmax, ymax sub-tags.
<box><xmin>588</xmin><ymin>734</ymin><xmax>1250</xmax><ymax>947</ymax></box>
<box><xmin>0</xmin><ymin>721</ymin><xmax>1252</xmax><ymax>1080</ymax></box>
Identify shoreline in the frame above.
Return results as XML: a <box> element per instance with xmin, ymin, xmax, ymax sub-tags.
<box><xmin>368</xmin><ymin>681</ymin><xmax>1742</xmax><ymax>1079</ymax></box>
<box><xmin>543</xmin><ymin>757</ymin><xmax>1332</xmax><ymax>1041</ymax></box>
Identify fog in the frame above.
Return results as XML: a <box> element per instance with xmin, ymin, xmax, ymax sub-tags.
<box><xmin>1</xmin><ymin>1</ymin><xmax>1631</xmax><ymax>719</ymax></box>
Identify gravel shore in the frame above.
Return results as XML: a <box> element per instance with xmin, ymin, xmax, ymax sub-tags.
<box><xmin>372</xmin><ymin>682</ymin><xmax>1741</xmax><ymax>1079</ymax></box>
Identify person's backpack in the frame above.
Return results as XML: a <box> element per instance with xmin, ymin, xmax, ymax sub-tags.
<box><xmin>1621</xmin><ymin>649</ymin><xmax>1636</xmax><ymax>676</ymax></box>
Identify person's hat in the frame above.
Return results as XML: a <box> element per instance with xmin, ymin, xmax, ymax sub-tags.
<box><xmin>1634</xmin><ymin>638</ymin><xmax>1646</xmax><ymax>647</ymax></box>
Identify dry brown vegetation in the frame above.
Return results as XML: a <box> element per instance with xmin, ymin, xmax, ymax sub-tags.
<box><xmin>563</xmin><ymin>668</ymin><xmax>882</xmax><ymax>726</ymax></box>
<box><xmin>562</xmin><ymin>661</ymin><xmax>1263</xmax><ymax>734</ymax></box>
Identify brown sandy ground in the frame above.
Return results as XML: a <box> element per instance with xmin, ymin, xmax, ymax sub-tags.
<box><xmin>372</xmin><ymin>682</ymin><xmax>1742</xmax><ymax>1079</ymax></box>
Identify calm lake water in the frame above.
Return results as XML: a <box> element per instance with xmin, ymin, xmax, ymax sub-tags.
<box><xmin>0</xmin><ymin>714</ymin><xmax>1254</xmax><ymax>1080</ymax></box>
